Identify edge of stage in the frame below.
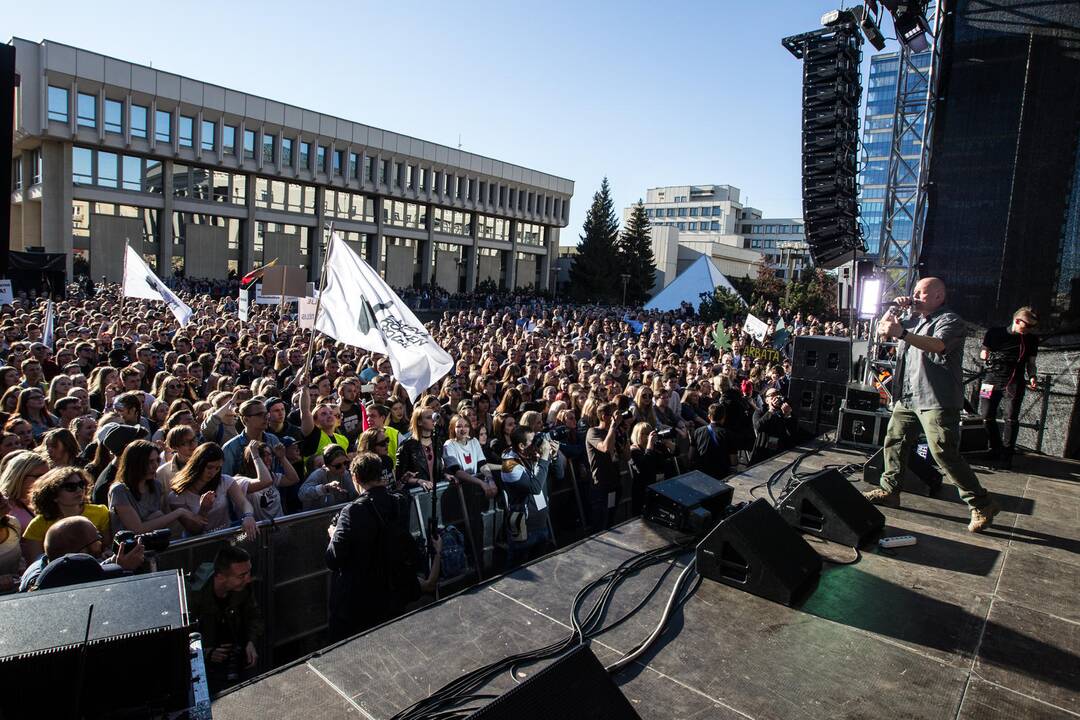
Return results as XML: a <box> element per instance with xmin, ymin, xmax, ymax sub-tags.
<box><xmin>213</xmin><ymin>444</ymin><xmax>1080</xmax><ymax>720</ymax></box>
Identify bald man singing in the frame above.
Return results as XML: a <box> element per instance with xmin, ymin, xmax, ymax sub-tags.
<box><xmin>866</xmin><ymin>277</ymin><xmax>1000</xmax><ymax>532</ymax></box>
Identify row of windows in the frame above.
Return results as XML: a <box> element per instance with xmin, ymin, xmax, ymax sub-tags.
<box><xmin>12</xmin><ymin>150</ymin><xmax>43</xmax><ymax>188</ymax></box>
<box><xmin>646</xmin><ymin>205</ymin><xmax>725</xmax><ymax>218</ymax></box>
<box><xmin>47</xmin><ymin>86</ymin><xmax>567</xmax><ymax>222</ymax></box>
<box><xmin>738</xmin><ymin>224</ymin><xmax>804</xmax><ymax>235</ymax></box>
<box><xmin>654</xmin><ymin>221</ymin><xmax>723</xmax><ymax>232</ymax></box>
<box><xmin>61</xmin><ymin>148</ymin><xmax>546</xmax><ymax>246</ymax></box>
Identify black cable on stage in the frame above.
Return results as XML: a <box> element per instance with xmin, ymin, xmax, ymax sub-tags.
<box><xmin>390</xmin><ymin>539</ymin><xmax>698</xmax><ymax>720</ymax></box>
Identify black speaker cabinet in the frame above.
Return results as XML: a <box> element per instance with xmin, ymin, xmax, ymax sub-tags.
<box><xmin>777</xmin><ymin>468</ymin><xmax>885</xmax><ymax>547</ymax></box>
<box><xmin>792</xmin><ymin>335</ymin><xmax>851</xmax><ymax>384</ymax></box>
<box><xmin>696</xmin><ymin>499</ymin><xmax>822</xmax><ymax>606</ymax></box>
<box><xmin>0</xmin><ymin>570</ymin><xmax>193</xmax><ymax>718</ymax></box>
<box><xmin>465</xmin><ymin>645</ymin><xmax>641</xmax><ymax>720</ymax></box>
<box><xmin>863</xmin><ymin>447</ymin><xmax>943</xmax><ymax>496</ymax></box>
<box><xmin>838</xmin><ymin>406</ymin><xmax>889</xmax><ymax>448</ymax></box>
<box><xmin>789</xmin><ymin>378</ymin><xmax>846</xmax><ymax>434</ymax></box>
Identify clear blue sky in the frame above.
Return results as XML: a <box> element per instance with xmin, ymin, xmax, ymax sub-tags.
<box><xmin>11</xmin><ymin>0</ymin><xmax>885</xmax><ymax>244</ymax></box>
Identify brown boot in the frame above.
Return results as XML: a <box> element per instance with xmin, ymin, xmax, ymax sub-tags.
<box><xmin>863</xmin><ymin>488</ymin><xmax>900</xmax><ymax>508</ymax></box>
<box><xmin>968</xmin><ymin>501</ymin><xmax>1000</xmax><ymax>533</ymax></box>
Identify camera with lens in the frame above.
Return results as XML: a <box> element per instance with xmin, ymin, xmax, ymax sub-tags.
<box><xmin>656</xmin><ymin>427</ymin><xmax>676</xmax><ymax>441</ymax></box>
<box><xmin>620</xmin><ymin>410</ymin><xmax>634</xmax><ymax>421</ymax></box>
<box><xmin>114</xmin><ymin>529</ymin><xmax>172</xmax><ymax>554</ymax></box>
<box><xmin>531</xmin><ymin>431</ymin><xmax>548</xmax><ymax>449</ymax></box>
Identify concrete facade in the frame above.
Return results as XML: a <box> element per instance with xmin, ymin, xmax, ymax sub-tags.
<box><xmin>8</xmin><ymin>38</ymin><xmax>573</xmax><ymax>292</ymax></box>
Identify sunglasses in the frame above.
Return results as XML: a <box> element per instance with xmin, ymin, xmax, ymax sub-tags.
<box><xmin>60</xmin><ymin>479</ymin><xmax>88</xmax><ymax>493</ymax></box>
<box><xmin>375</xmin><ymin>439</ymin><xmax>390</xmax><ymax>446</ymax></box>
<box><xmin>76</xmin><ymin>532</ymin><xmax>104</xmax><ymax>554</ymax></box>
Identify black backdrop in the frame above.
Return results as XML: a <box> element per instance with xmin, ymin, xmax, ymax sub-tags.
<box><xmin>921</xmin><ymin>0</ymin><xmax>1080</xmax><ymax>330</ymax></box>
<box><xmin>9</xmin><ymin>251</ymin><xmax>67</xmax><ymax>299</ymax></box>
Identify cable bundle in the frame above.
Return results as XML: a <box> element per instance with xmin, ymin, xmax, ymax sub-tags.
<box><xmin>391</xmin><ymin>539</ymin><xmax>699</xmax><ymax>720</ymax></box>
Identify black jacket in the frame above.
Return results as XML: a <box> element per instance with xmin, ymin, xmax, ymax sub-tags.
<box><xmin>395</xmin><ymin>437</ymin><xmax>447</xmax><ymax>484</ymax></box>
<box><xmin>325</xmin><ymin>487</ymin><xmax>420</xmax><ymax>640</ymax></box>
<box><xmin>690</xmin><ymin>424</ymin><xmax>731</xmax><ymax>481</ymax></box>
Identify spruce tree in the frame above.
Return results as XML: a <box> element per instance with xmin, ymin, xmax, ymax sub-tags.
<box><xmin>569</xmin><ymin>177</ymin><xmax>621</xmax><ymax>302</ymax></box>
<box><xmin>618</xmin><ymin>199</ymin><xmax>657</xmax><ymax>305</ymax></box>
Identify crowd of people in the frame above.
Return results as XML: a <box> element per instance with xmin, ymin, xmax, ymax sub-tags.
<box><xmin>0</xmin><ymin>278</ymin><xmax>831</xmax><ymax>683</ymax></box>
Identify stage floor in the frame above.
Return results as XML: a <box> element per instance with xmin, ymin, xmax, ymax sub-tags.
<box><xmin>214</xmin><ymin>445</ymin><xmax>1080</xmax><ymax>719</ymax></box>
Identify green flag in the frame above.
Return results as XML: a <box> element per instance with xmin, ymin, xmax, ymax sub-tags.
<box><xmin>712</xmin><ymin>323</ymin><xmax>731</xmax><ymax>352</ymax></box>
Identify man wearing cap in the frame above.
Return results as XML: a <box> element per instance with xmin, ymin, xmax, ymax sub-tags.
<box><xmin>90</xmin><ymin>423</ymin><xmax>150</xmax><ymax>505</ymax></box>
<box><xmin>19</xmin><ymin>516</ymin><xmax>144</xmax><ymax>592</ymax></box>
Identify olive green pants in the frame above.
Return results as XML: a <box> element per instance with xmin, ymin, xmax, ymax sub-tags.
<box><xmin>879</xmin><ymin>402</ymin><xmax>992</xmax><ymax>511</ymax></box>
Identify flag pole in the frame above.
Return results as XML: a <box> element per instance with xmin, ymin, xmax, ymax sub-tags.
<box><xmin>303</xmin><ymin>222</ymin><xmax>335</xmax><ymax>375</ymax></box>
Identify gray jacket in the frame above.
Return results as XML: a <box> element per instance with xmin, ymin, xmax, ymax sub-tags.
<box><xmin>894</xmin><ymin>306</ymin><xmax>967</xmax><ymax>410</ymax></box>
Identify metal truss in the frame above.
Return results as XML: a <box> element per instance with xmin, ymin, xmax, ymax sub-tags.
<box><xmin>877</xmin><ymin>1</ymin><xmax>944</xmax><ymax>301</ymax></box>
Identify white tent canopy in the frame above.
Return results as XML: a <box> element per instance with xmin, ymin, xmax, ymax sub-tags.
<box><xmin>644</xmin><ymin>255</ymin><xmax>745</xmax><ymax>312</ymax></box>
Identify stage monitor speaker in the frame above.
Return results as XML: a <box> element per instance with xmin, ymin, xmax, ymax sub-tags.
<box><xmin>863</xmin><ymin>447</ymin><xmax>943</xmax><ymax>496</ymax></box>
<box><xmin>0</xmin><ymin>570</ymin><xmax>194</xmax><ymax>719</ymax></box>
<box><xmin>792</xmin><ymin>335</ymin><xmax>851</xmax><ymax>384</ymax></box>
<box><xmin>696</xmin><ymin>499</ymin><xmax>822</xmax><ymax>606</ymax></box>
<box><xmin>643</xmin><ymin>471</ymin><xmax>734</xmax><ymax>536</ymax></box>
<box><xmin>465</xmin><ymin>644</ymin><xmax>641</xmax><ymax>720</ymax></box>
<box><xmin>777</xmin><ymin>468</ymin><xmax>885</xmax><ymax>547</ymax></box>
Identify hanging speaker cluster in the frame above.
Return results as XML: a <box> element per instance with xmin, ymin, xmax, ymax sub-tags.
<box><xmin>783</xmin><ymin>19</ymin><xmax>865</xmax><ymax>269</ymax></box>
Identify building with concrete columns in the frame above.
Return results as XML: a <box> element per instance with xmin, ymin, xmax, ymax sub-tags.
<box><xmin>8</xmin><ymin>38</ymin><xmax>573</xmax><ymax>291</ymax></box>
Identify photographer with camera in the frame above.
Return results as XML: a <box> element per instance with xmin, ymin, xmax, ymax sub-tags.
<box><xmin>752</xmin><ymin>388</ymin><xmax>797</xmax><ymax>462</ymax></box>
<box><xmin>586</xmin><ymin>402</ymin><xmax>630</xmax><ymax>531</ymax></box>
<box><xmin>501</xmin><ymin>426</ymin><xmax>556</xmax><ymax>569</ymax></box>
<box><xmin>187</xmin><ymin>544</ymin><xmax>263</xmax><ymax>692</ymax></box>
<box><xmin>19</xmin><ymin>515</ymin><xmax>146</xmax><ymax>591</ymax></box>
<box><xmin>628</xmin><ymin>423</ymin><xmax>676</xmax><ymax>515</ymax></box>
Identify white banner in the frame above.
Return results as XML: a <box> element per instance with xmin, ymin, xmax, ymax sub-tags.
<box><xmin>744</xmin><ymin>313</ymin><xmax>769</xmax><ymax>342</ymax></box>
<box><xmin>122</xmin><ymin>245</ymin><xmax>194</xmax><ymax>327</ymax></box>
<box><xmin>315</xmin><ymin>233</ymin><xmax>453</xmax><ymax>401</ymax></box>
<box><xmin>297</xmin><ymin>297</ymin><xmax>318</xmax><ymax>329</ymax></box>
<box><xmin>0</xmin><ymin>280</ymin><xmax>12</xmax><ymax>306</ymax></box>
<box><xmin>43</xmin><ymin>300</ymin><xmax>55</xmax><ymax>348</ymax></box>
<box><xmin>238</xmin><ymin>287</ymin><xmax>252</xmax><ymax>322</ymax></box>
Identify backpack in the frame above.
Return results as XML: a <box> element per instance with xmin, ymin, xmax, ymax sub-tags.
<box><xmin>438</xmin><ymin>525</ymin><xmax>468</xmax><ymax>578</ymax></box>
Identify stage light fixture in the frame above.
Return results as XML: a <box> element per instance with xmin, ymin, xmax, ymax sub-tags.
<box><xmin>852</xmin><ymin>5</ymin><xmax>887</xmax><ymax>51</ymax></box>
<box><xmin>881</xmin><ymin>0</ymin><xmax>930</xmax><ymax>52</ymax></box>
<box><xmin>858</xmin><ymin>276</ymin><xmax>883</xmax><ymax>319</ymax></box>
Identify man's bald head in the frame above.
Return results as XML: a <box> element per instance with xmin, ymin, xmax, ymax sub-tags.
<box><xmin>43</xmin><ymin>516</ymin><xmax>99</xmax><ymax>559</ymax></box>
<box><xmin>913</xmin><ymin>277</ymin><xmax>947</xmax><ymax>315</ymax></box>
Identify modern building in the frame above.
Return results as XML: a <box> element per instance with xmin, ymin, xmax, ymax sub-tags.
<box><xmin>857</xmin><ymin>50</ymin><xmax>929</xmax><ymax>256</ymax></box>
<box><xmin>624</xmin><ymin>184</ymin><xmax>809</xmax><ymax>292</ymax></box>
<box><xmin>8</xmin><ymin>39</ymin><xmax>573</xmax><ymax>292</ymax></box>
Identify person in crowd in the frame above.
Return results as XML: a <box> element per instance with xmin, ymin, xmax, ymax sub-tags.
<box><xmin>0</xmin><ymin>450</ymin><xmax>48</xmax><ymax>563</ymax></box>
<box><xmin>22</xmin><ymin>466</ymin><xmax>110</xmax><ymax>560</ymax></box>
<box><xmin>90</xmin><ymin>422</ymin><xmax>150</xmax><ymax>504</ymax></box>
<box><xmin>299</xmin><ymin>373</ymin><xmax>349</xmax><ymax>475</ymax></box>
<box><xmin>109</xmin><ymin>439</ymin><xmax>199</xmax><ymax>534</ymax></box>
<box><xmin>690</xmin><ymin>403</ymin><xmax>731</xmax><ymax>481</ymax></box>
<box><xmin>187</xmin><ymin>544</ymin><xmax>263</xmax><ymax>692</ymax></box>
<box><xmin>0</xmin><ymin>488</ymin><xmax>25</xmax><ymax>593</ymax></box>
<box><xmin>36</xmin><ymin>427</ymin><xmax>80</xmax><ymax>468</ymax></box>
<box><xmin>395</xmin><ymin>408</ymin><xmax>442</xmax><ymax>491</ymax></box>
<box><xmin>326</xmin><ymin>452</ymin><xmax>440</xmax><ymax>640</ymax></box>
<box><xmin>15</xmin><ymin>387</ymin><xmax>58</xmax><ymax>442</ymax></box>
<box><xmin>265</xmin><ymin>396</ymin><xmax>302</xmax><ymax>444</ymax></box>
<box><xmin>752</xmin><ymin>388</ymin><xmax>797</xmax><ymax>462</ymax></box>
<box><xmin>585</xmin><ymin>402</ymin><xmax>629</xmax><ymax>531</ymax></box>
<box><xmin>168</xmin><ymin>442</ymin><xmax>258</xmax><ymax>537</ymax></box>
<box><xmin>234</xmin><ymin>441</ymin><xmax>298</xmax><ymax>521</ymax></box>
<box><xmin>980</xmin><ymin>306</ymin><xmax>1041</xmax><ymax>468</ymax></box>
<box><xmin>299</xmin><ymin>444</ymin><xmax>358</xmax><ymax>509</ymax></box>
<box><xmin>628</xmin><ymin>422</ymin><xmax>675</xmax><ymax>515</ymax></box>
<box><xmin>501</xmin><ymin>426</ymin><xmax>556</xmax><ymax>568</ymax></box>
<box><xmin>866</xmin><ymin>277</ymin><xmax>1000</xmax><ymax>532</ymax></box>
<box><xmin>18</xmin><ymin>515</ymin><xmax>143</xmax><ymax>592</ymax></box>
<box><xmin>364</xmin><ymin>403</ymin><xmax>399</xmax><ymax>466</ymax></box>
<box><xmin>222</xmin><ymin>399</ymin><xmax>282</xmax><ymax>476</ymax></box>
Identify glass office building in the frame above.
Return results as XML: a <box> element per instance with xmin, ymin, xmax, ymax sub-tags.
<box><xmin>9</xmin><ymin>38</ymin><xmax>573</xmax><ymax>292</ymax></box>
<box><xmin>857</xmin><ymin>51</ymin><xmax>930</xmax><ymax>257</ymax></box>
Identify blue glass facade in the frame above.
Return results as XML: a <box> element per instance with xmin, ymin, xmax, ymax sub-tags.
<box><xmin>858</xmin><ymin>51</ymin><xmax>930</xmax><ymax>256</ymax></box>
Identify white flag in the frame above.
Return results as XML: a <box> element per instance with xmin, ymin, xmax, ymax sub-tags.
<box><xmin>122</xmin><ymin>244</ymin><xmax>193</xmax><ymax>327</ymax></box>
<box><xmin>42</xmin><ymin>300</ymin><xmax>55</xmax><ymax>348</ymax></box>
<box><xmin>744</xmin><ymin>313</ymin><xmax>769</xmax><ymax>342</ymax></box>
<box><xmin>315</xmin><ymin>233</ymin><xmax>453</xmax><ymax>401</ymax></box>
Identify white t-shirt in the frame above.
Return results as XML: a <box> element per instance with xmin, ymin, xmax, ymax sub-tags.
<box><xmin>234</xmin><ymin>474</ymin><xmax>283</xmax><ymax>522</ymax></box>
<box><xmin>166</xmin><ymin>474</ymin><xmax>238</xmax><ymax>534</ymax></box>
<box><xmin>443</xmin><ymin>437</ymin><xmax>485</xmax><ymax>475</ymax></box>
